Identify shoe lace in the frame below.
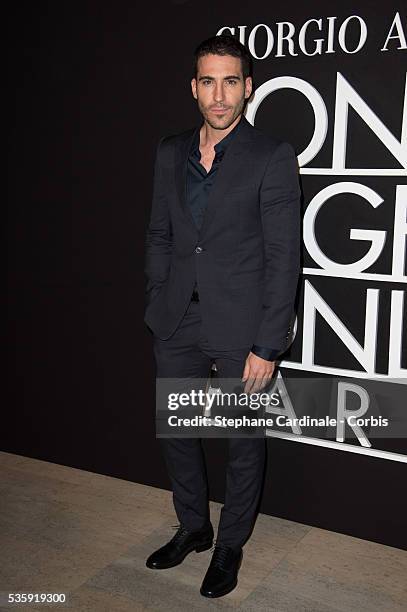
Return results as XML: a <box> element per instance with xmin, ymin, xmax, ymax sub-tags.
<box><xmin>170</xmin><ymin>523</ymin><xmax>190</xmax><ymax>548</ymax></box>
<box><xmin>209</xmin><ymin>541</ymin><xmax>232</xmax><ymax>569</ymax></box>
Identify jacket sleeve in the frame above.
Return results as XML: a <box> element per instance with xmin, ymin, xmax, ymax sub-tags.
<box><xmin>253</xmin><ymin>141</ymin><xmax>301</xmax><ymax>353</ymax></box>
<box><xmin>144</xmin><ymin>137</ymin><xmax>173</xmax><ymax>305</ymax></box>
<box><xmin>251</xmin><ymin>345</ymin><xmax>281</xmax><ymax>362</ymax></box>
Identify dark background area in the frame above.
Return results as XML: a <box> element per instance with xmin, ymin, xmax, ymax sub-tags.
<box><xmin>6</xmin><ymin>1</ymin><xmax>407</xmax><ymax>550</ymax></box>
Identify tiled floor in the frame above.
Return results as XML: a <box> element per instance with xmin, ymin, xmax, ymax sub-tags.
<box><xmin>1</xmin><ymin>451</ymin><xmax>406</xmax><ymax>611</ymax></box>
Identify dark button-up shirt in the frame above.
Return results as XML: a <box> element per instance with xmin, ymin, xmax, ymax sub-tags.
<box><xmin>186</xmin><ymin>118</ymin><xmax>281</xmax><ymax>362</ymax></box>
<box><xmin>187</xmin><ymin>122</ymin><xmax>237</xmax><ymax>231</ymax></box>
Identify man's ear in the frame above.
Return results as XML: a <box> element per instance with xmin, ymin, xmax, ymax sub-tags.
<box><xmin>244</xmin><ymin>76</ymin><xmax>253</xmax><ymax>99</ymax></box>
<box><xmin>191</xmin><ymin>78</ymin><xmax>197</xmax><ymax>99</ymax></box>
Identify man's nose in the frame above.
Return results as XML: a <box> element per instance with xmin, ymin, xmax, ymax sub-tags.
<box><xmin>213</xmin><ymin>82</ymin><xmax>225</xmax><ymax>102</ymax></box>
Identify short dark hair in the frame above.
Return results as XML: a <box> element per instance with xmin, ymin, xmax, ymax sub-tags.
<box><xmin>193</xmin><ymin>35</ymin><xmax>253</xmax><ymax>80</ymax></box>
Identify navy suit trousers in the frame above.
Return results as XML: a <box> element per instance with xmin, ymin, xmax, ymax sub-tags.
<box><xmin>153</xmin><ymin>298</ymin><xmax>267</xmax><ymax>550</ymax></box>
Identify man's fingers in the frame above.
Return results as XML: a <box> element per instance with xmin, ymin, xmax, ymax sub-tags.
<box><xmin>244</xmin><ymin>373</ymin><xmax>256</xmax><ymax>394</ymax></box>
<box><xmin>245</xmin><ymin>373</ymin><xmax>263</xmax><ymax>394</ymax></box>
<box><xmin>250</xmin><ymin>378</ymin><xmax>265</xmax><ymax>394</ymax></box>
<box><xmin>260</xmin><ymin>374</ymin><xmax>272</xmax><ymax>392</ymax></box>
<box><xmin>243</xmin><ymin>355</ymin><xmax>275</xmax><ymax>393</ymax></box>
<box><xmin>245</xmin><ymin>370</ymin><xmax>274</xmax><ymax>394</ymax></box>
<box><xmin>241</xmin><ymin>360</ymin><xmax>250</xmax><ymax>382</ymax></box>
<box><xmin>243</xmin><ymin>378</ymin><xmax>253</xmax><ymax>394</ymax></box>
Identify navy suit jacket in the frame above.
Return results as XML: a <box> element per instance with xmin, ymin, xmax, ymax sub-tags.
<box><xmin>144</xmin><ymin>114</ymin><xmax>301</xmax><ymax>355</ymax></box>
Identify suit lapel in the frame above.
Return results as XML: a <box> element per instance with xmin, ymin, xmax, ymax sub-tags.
<box><xmin>174</xmin><ymin>126</ymin><xmax>200</xmax><ymax>234</ymax></box>
<box><xmin>174</xmin><ymin>115</ymin><xmax>257</xmax><ymax>237</ymax></box>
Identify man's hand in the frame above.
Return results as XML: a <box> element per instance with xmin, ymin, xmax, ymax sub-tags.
<box><xmin>241</xmin><ymin>352</ymin><xmax>276</xmax><ymax>394</ymax></box>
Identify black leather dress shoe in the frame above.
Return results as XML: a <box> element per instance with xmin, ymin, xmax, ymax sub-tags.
<box><xmin>146</xmin><ymin>523</ymin><xmax>214</xmax><ymax>569</ymax></box>
<box><xmin>200</xmin><ymin>544</ymin><xmax>243</xmax><ymax>598</ymax></box>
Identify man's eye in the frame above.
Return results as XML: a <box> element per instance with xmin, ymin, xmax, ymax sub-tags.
<box><xmin>227</xmin><ymin>80</ymin><xmax>237</xmax><ymax>85</ymax></box>
<box><xmin>203</xmin><ymin>80</ymin><xmax>212</xmax><ymax>85</ymax></box>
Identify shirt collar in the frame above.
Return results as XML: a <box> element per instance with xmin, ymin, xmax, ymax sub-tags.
<box><xmin>190</xmin><ymin>116</ymin><xmax>242</xmax><ymax>157</ymax></box>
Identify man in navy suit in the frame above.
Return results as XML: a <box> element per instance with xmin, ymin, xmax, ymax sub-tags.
<box><xmin>144</xmin><ymin>35</ymin><xmax>301</xmax><ymax>598</ymax></box>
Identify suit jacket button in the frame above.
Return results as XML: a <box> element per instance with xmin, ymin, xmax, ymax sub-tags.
<box><xmin>195</xmin><ymin>246</ymin><xmax>203</xmax><ymax>253</ymax></box>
